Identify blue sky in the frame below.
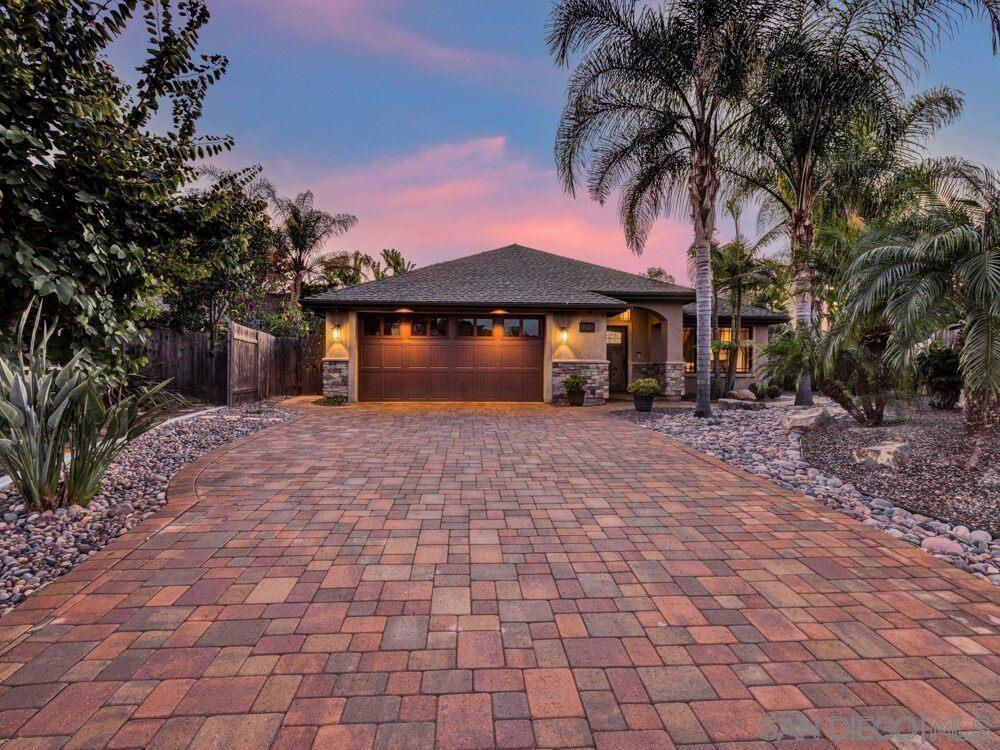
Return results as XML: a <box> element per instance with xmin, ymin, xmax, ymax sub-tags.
<box><xmin>181</xmin><ymin>0</ymin><xmax>999</xmax><ymax>279</ymax></box>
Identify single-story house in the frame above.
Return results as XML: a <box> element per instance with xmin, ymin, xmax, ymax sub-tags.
<box><xmin>302</xmin><ymin>244</ymin><xmax>788</xmax><ymax>403</ymax></box>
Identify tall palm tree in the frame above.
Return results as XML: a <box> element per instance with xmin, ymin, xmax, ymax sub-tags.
<box><xmin>732</xmin><ymin>0</ymin><xmax>997</xmax><ymax>405</ymax></box>
<box><xmin>268</xmin><ymin>190</ymin><xmax>357</xmax><ymax>303</ymax></box>
<box><xmin>844</xmin><ymin>159</ymin><xmax>1000</xmax><ymax>441</ymax></box>
<box><xmin>548</xmin><ymin>0</ymin><xmax>779</xmax><ymax>418</ymax></box>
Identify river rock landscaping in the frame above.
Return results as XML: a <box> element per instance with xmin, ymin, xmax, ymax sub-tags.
<box><xmin>620</xmin><ymin>402</ymin><xmax>1000</xmax><ymax>585</ymax></box>
<box><xmin>0</xmin><ymin>402</ymin><xmax>295</xmax><ymax>614</ymax></box>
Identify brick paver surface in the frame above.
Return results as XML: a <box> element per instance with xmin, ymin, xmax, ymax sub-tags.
<box><xmin>0</xmin><ymin>403</ymin><xmax>997</xmax><ymax>749</ymax></box>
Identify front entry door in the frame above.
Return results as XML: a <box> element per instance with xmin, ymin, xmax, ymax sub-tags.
<box><xmin>607</xmin><ymin>326</ymin><xmax>628</xmax><ymax>392</ymax></box>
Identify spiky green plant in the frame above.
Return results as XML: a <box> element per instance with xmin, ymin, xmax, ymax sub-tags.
<box><xmin>0</xmin><ymin>302</ymin><xmax>168</xmax><ymax>509</ymax></box>
<box><xmin>0</xmin><ymin>305</ymin><xmax>85</xmax><ymax>508</ymax></box>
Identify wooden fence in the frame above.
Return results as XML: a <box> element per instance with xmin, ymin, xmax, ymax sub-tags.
<box><xmin>144</xmin><ymin>323</ymin><xmax>322</xmax><ymax>405</ymax></box>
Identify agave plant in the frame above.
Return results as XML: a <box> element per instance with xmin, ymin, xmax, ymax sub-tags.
<box><xmin>0</xmin><ymin>302</ymin><xmax>167</xmax><ymax>509</ymax></box>
<box><xmin>0</xmin><ymin>305</ymin><xmax>86</xmax><ymax>508</ymax></box>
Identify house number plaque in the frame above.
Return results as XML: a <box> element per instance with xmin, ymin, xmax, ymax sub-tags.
<box><xmin>579</xmin><ymin>321</ymin><xmax>596</xmax><ymax>333</ymax></box>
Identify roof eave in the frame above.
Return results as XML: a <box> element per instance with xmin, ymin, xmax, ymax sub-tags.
<box><xmin>300</xmin><ymin>299</ymin><xmax>627</xmax><ymax>310</ymax></box>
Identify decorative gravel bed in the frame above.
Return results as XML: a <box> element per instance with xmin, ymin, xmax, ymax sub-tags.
<box><xmin>620</xmin><ymin>404</ymin><xmax>1000</xmax><ymax>585</ymax></box>
<box><xmin>0</xmin><ymin>403</ymin><xmax>295</xmax><ymax>613</ymax></box>
<box><xmin>802</xmin><ymin>404</ymin><xmax>999</xmax><ymax>539</ymax></box>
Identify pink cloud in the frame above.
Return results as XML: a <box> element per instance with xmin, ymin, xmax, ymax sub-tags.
<box><xmin>260</xmin><ymin>136</ymin><xmax>695</xmax><ymax>281</ymax></box>
<box><xmin>234</xmin><ymin>0</ymin><xmax>543</xmax><ymax>91</ymax></box>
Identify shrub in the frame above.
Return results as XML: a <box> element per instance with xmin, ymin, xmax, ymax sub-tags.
<box><xmin>627</xmin><ymin>377</ymin><xmax>661</xmax><ymax>396</ymax></box>
<box><xmin>325</xmin><ymin>395</ymin><xmax>347</xmax><ymax>406</ymax></box>
<box><xmin>562</xmin><ymin>374</ymin><xmax>588</xmax><ymax>393</ymax></box>
<box><xmin>766</xmin><ymin>384</ymin><xmax>781</xmax><ymax>399</ymax></box>
<box><xmin>0</xmin><ymin>304</ymin><xmax>167</xmax><ymax>509</ymax></box>
<box><xmin>915</xmin><ymin>346</ymin><xmax>963</xmax><ymax>410</ymax></box>
<box><xmin>748</xmin><ymin>382</ymin><xmax>766</xmax><ymax>401</ymax></box>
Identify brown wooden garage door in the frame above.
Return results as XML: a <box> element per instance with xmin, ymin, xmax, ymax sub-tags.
<box><xmin>359</xmin><ymin>314</ymin><xmax>544</xmax><ymax>401</ymax></box>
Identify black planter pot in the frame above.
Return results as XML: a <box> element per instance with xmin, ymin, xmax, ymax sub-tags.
<box><xmin>632</xmin><ymin>393</ymin><xmax>655</xmax><ymax>412</ymax></box>
<box><xmin>567</xmin><ymin>390</ymin><xmax>586</xmax><ymax>406</ymax></box>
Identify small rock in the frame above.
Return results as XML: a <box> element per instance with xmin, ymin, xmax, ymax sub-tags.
<box><xmin>970</xmin><ymin>529</ymin><xmax>993</xmax><ymax>544</ymax></box>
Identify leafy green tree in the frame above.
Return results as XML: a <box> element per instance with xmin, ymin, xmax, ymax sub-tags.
<box><xmin>843</xmin><ymin>160</ymin><xmax>1000</xmax><ymax>440</ymax></box>
<box><xmin>548</xmin><ymin>0</ymin><xmax>780</xmax><ymax>418</ymax></box>
<box><xmin>0</xmin><ymin>0</ymin><xmax>230</xmax><ymax>374</ymax></box>
<box><xmin>159</xmin><ymin>167</ymin><xmax>275</xmax><ymax>349</ymax></box>
<box><xmin>268</xmin><ymin>190</ymin><xmax>357</xmax><ymax>304</ymax></box>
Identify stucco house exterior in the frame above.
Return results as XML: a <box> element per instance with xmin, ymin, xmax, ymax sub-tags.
<box><xmin>303</xmin><ymin>244</ymin><xmax>787</xmax><ymax>404</ymax></box>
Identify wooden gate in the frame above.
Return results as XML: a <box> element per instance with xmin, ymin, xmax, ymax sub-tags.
<box><xmin>225</xmin><ymin>322</ymin><xmax>323</xmax><ymax>406</ymax></box>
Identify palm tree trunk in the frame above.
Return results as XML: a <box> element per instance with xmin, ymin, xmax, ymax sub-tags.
<box><xmin>689</xmin><ymin>144</ymin><xmax>719</xmax><ymax>419</ymax></box>
<box><xmin>711</xmin><ymin>289</ymin><xmax>720</xmax><ymax>397</ymax></box>
<box><xmin>964</xmin><ymin>389</ymin><xmax>999</xmax><ymax>443</ymax></box>
<box><xmin>694</xmin><ymin>243</ymin><xmax>713</xmax><ymax>417</ymax></box>
<box><xmin>790</xmin><ymin>208</ymin><xmax>814</xmax><ymax>406</ymax></box>
<box><xmin>725</xmin><ymin>291</ymin><xmax>742</xmax><ymax>395</ymax></box>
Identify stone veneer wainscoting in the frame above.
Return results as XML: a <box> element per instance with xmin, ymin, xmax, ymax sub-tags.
<box><xmin>552</xmin><ymin>360</ymin><xmax>609</xmax><ymax>405</ymax></box>
<box><xmin>632</xmin><ymin>362</ymin><xmax>685</xmax><ymax>399</ymax></box>
<box><xmin>322</xmin><ymin>359</ymin><xmax>349</xmax><ymax>400</ymax></box>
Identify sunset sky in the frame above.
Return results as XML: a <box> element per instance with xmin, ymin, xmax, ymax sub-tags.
<box><xmin>184</xmin><ymin>0</ymin><xmax>998</xmax><ymax>280</ymax></box>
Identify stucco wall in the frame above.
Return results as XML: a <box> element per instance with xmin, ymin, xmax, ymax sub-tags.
<box><xmin>547</xmin><ymin>311</ymin><xmax>609</xmax><ymax>403</ymax></box>
<box><xmin>324</xmin><ymin>310</ymin><xmax>358</xmax><ymax>402</ymax></box>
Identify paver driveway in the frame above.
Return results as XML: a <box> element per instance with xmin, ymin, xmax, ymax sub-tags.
<box><xmin>0</xmin><ymin>403</ymin><xmax>997</xmax><ymax>749</ymax></box>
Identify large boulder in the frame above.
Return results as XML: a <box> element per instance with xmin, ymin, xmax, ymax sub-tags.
<box><xmin>782</xmin><ymin>408</ymin><xmax>831</xmax><ymax>431</ymax></box>
<box><xmin>725</xmin><ymin>389</ymin><xmax>757</xmax><ymax>402</ymax></box>
<box><xmin>852</xmin><ymin>441</ymin><xmax>912</xmax><ymax>470</ymax></box>
<box><xmin>921</xmin><ymin>536</ymin><xmax>963</xmax><ymax>556</ymax></box>
<box><xmin>718</xmin><ymin>398</ymin><xmax>765</xmax><ymax>411</ymax></box>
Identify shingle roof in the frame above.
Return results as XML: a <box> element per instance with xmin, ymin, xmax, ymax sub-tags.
<box><xmin>682</xmin><ymin>300</ymin><xmax>789</xmax><ymax>323</ymax></box>
<box><xmin>302</xmin><ymin>244</ymin><xmax>695</xmax><ymax>309</ymax></box>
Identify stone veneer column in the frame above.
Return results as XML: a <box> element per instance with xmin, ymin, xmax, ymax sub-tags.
<box><xmin>551</xmin><ymin>361</ymin><xmax>609</xmax><ymax>404</ymax></box>
<box><xmin>631</xmin><ymin>362</ymin><xmax>685</xmax><ymax>400</ymax></box>
<box><xmin>322</xmin><ymin>359</ymin><xmax>349</xmax><ymax>400</ymax></box>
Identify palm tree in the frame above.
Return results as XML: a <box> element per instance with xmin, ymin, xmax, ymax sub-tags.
<box><xmin>548</xmin><ymin>0</ymin><xmax>780</xmax><ymax>418</ymax></box>
<box><xmin>732</xmin><ymin>0</ymin><xmax>997</xmax><ymax>405</ymax></box>
<box><xmin>843</xmin><ymin>160</ymin><xmax>1000</xmax><ymax>441</ymax></box>
<box><xmin>713</xmin><ymin>205</ymin><xmax>782</xmax><ymax>394</ymax></box>
<box><xmin>319</xmin><ymin>251</ymin><xmax>377</xmax><ymax>289</ymax></box>
<box><xmin>379</xmin><ymin>249</ymin><xmax>415</xmax><ymax>276</ymax></box>
<box><xmin>268</xmin><ymin>190</ymin><xmax>357</xmax><ymax>303</ymax></box>
<box><xmin>319</xmin><ymin>249</ymin><xmax>415</xmax><ymax>287</ymax></box>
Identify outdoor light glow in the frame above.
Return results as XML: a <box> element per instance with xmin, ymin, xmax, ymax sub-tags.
<box><xmin>560</xmin><ymin>326</ymin><xmax>568</xmax><ymax>343</ymax></box>
<box><xmin>395</xmin><ymin>308</ymin><xmax>414</xmax><ymax>314</ymax></box>
<box><xmin>332</xmin><ymin>324</ymin><xmax>341</xmax><ymax>342</ymax></box>
<box><xmin>620</xmin><ymin>308</ymin><xmax>632</xmax><ymax>322</ymax></box>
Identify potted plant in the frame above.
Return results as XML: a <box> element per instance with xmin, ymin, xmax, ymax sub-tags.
<box><xmin>627</xmin><ymin>377</ymin><xmax>660</xmax><ymax>412</ymax></box>
<box><xmin>562</xmin><ymin>374</ymin><xmax>587</xmax><ymax>406</ymax></box>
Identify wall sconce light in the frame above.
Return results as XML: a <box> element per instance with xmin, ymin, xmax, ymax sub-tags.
<box><xmin>332</xmin><ymin>324</ymin><xmax>341</xmax><ymax>342</ymax></box>
<box><xmin>560</xmin><ymin>326</ymin><xmax>568</xmax><ymax>344</ymax></box>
